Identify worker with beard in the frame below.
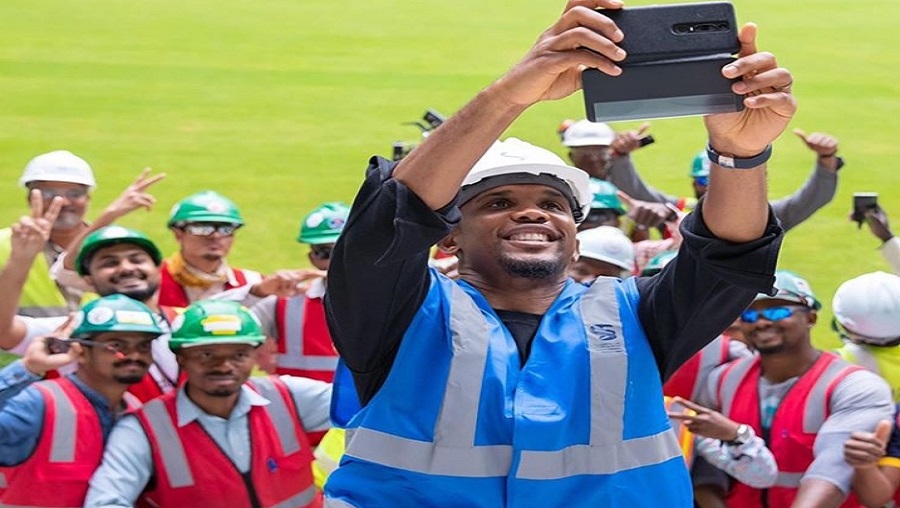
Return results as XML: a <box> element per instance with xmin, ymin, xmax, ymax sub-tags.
<box><xmin>0</xmin><ymin>295</ymin><xmax>162</xmax><ymax>507</ymax></box>
<box><xmin>696</xmin><ymin>270</ymin><xmax>893</xmax><ymax>507</ymax></box>
<box><xmin>322</xmin><ymin>1</ymin><xmax>797</xmax><ymax>505</ymax></box>
<box><xmin>86</xmin><ymin>299</ymin><xmax>331</xmax><ymax>508</ymax></box>
<box><xmin>0</xmin><ymin>150</ymin><xmax>97</xmax><ymax>318</ymax></box>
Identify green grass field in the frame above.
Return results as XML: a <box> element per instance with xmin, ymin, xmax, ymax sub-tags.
<box><xmin>0</xmin><ymin>0</ymin><xmax>898</xmax><ymax>351</ymax></box>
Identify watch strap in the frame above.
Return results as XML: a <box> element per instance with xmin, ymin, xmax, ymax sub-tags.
<box><xmin>707</xmin><ymin>143</ymin><xmax>773</xmax><ymax>169</ymax></box>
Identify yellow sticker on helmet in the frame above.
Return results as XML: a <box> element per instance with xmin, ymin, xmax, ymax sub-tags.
<box><xmin>115</xmin><ymin>310</ymin><xmax>154</xmax><ymax>326</ymax></box>
<box><xmin>201</xmin><ymin>315</ymin><xmax>242</xmax><ymax>335</ymax></box>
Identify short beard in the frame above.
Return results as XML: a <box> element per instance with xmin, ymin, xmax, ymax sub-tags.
<box><xmin>754</xmin><ymin>344</ymin><xmax>785</xmax><ymax>355</ymax></box>
<box><xmin>114</xmin><ymin>373</ymin><xmax>147</xmax><ymax>385</ymax></box>
<box><xmin>53</xmin><ymin>211</ymin><xmax>83</xmax><ymax>230</ymax></box>
<box><xmin>499</xmin><ymin>257</ymin><xmax>564</xmax><ymax>280</ymax></box>
<box><xmin>103</xmin><ymin>282</ymin><xmax>159</xmax><ymax>303</ymax></box>
<box><xmin>205</xmin><ymin>387</ymin><xmax>239</xmax><ymax>398</ymax></box>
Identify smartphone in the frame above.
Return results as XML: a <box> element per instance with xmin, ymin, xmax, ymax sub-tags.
<box><xmin>584</xmin><ymin>55</ymin><xmax>744</xmax><ymax>122</ymax></box>
<box><xmin>600</xmin><ymin>2</ymin><xmax>740</xmax><ymax>65</ymax></box>
<box><xmin>852</xmin><ymin>192</ymin><xmax>878</xmax><ymax>224</ymax></box>
<box><xmin>582</xmin><ymin>2</ymin><xmax>742</xmax><ymax>122</ymax></box>
<box><xmin>638</xmin><ymin>135</ymin><xmax>655</xmax><ymax>148</ymax></box>
<box><xmin>46</xmin><ymin>337</ymin><xmax>72</xmax><ymax>354</ymax></box>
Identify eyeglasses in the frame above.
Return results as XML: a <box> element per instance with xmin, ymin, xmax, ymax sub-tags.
<box><xmin>33</xmin><ymin>188</ymin><xmax>89</xmax><ymax>201</ymax></box>
<box><xmin>310</xmin><ymin>244</ymin><xmax>334</xmax><ymax>260</ymax></box>
<box><xmin>180</xmin><ymin>223</ymin><xmax>241</xmax><ymax>237</ymax></box>
<box><xmin>740</xmin><ymin>306</ymin><xmax>807</xmax><ymax>324</ymax></box>
<box><xmin>46</xmin><ymin>336</ymin><xmax>154</xmax><ymax>357</ymax></box>
<box><xmin>181</xmin><ymin>348</ymin><xmax>255</xmax><ymax>366</ymax></box>
<box><xmin>693</xmin><ymin>176</ymin><xmax>709</xmax><ymax>187</ymax></box>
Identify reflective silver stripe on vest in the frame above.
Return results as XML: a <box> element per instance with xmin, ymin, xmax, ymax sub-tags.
<box><xmin>344</xmin><ymin>282</ymin><xmax>513</xmax><ymax>477</ymax></box>
<box><xmin>15</xmin><ymin>306</ymin><xmax>68</xmax><ymax>318</ymax></box>
<box><xmin>270</xmin><ymin>485</ymin><xmax>318</xmax><ymax>508</ymax></box>
<box><xmin>802</xmin><ymin>359</ymin><xmax>852</xmax><ymax>434</ymax></box>
<box><xmin>42</xmin><ymin>382</ymin><xmax>76</xmax><ymax>463</ymax></box>
<box><xmin>141</xmin><ymin>399</ymin><xmax>195</xmax><ymax>488</ymax></box>
<box><xmin>719</xmin><ymin>358</ymin><xmax>756</xmax><ymax>417</ymax></box>
<box><xmin>249</xmin><ymin>378</ymin><xmax>301</xmax><ymax>455</ymax></box>
<box><xmin>280</xmin><ymin>297</ymin><xmax>339</xmax><ymax>372</ymax></box>
<box><xmin>693</xmin><ymin>336</ymin><xmax>727</xmax><ymax>401</ymax></box>
<box><xmin>773</xmin><ymin>471</ymin><xmax>804</xmax><ymax>488</ymax></box>
<box><xmin>0</xmin><ymin>472</ymin><xmax>6</xmax><ymax>488</ymax></box>
<box><xmin>847</xmin><ymin>344</ymin><xmax>881</xmax><ymax>376</ymax></box>
<box><xmin>517</xmin><ymin>279</ymin><xmax>682</xmax><ymax>479</ymax></box>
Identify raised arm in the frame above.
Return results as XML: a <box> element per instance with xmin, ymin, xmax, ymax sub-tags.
<box><xmin>769</xmin><ymin>130</ymin><xmax>840</xmax><ymax>231</ymax></box>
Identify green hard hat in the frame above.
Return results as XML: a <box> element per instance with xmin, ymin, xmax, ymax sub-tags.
<box><xmin>168</xmin><ymin>299</ymin><xmax>265</xmax><ymax>351</ymax></box>
<box><xmin>168</xmin><ymin>191</ymin><xmax>244</xmax><ymax>227</ymax></box>
<box><xmin>297</xmin><ymin>202</ymin><xmax>351</xmax><ymax>245</ymax></box>
<box><xmin>76</xmin><ymin>226</ymin><xmax>162</xmax><ymax>276</ymax></box>
<box><xmin>755</xmin><ymin>269</ymin><xmax>822</xmax><ymax>310</ymax></box>
<box><xmin>71</xmin><ymin>294</ymin><xmax>163</xmax><ymax>339</ymax></box>
<box><xmin>641</xmin><ymin>250</ymin><xmax>677</xmax><ymax>276</ymax></box>
<box><xmin>690</xmin><ymin>150</ymin><xmax>711</xmax><ymax>178</ymax></box>
<box><xmin>589</xmin><ymin>178</ymin><xmax>626</xmax><ymax>215</ymax></box>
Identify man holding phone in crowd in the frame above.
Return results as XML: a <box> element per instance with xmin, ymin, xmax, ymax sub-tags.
<box><xmin>0</xmin><ymin>295</ymin><xmax>163</xmax><ymax>507</ymax></box>
<box><xmin>323</xmin><ymin>0</ymin><xmax>795</xmax><ymax>506</ymax></box>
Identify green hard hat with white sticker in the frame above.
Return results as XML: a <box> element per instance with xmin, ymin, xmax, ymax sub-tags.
<box><xmin>71</xmin><ymin>295</ymin><xmax>163</xmax><ymax>339</ymax></box>
<box><xmin>588</xmin><ymin>178</ymin><xmax>626</xmax><ymax>215</ymax></box>
<box><xmin>690</xmin><ymin>150</ymin><xmax>711</xmax><ymax>178</ymax></box>
<box><xmin>297</xmin><ymin>202</ymin><xmax>350</xmax><ymax>245</ymax></box>
<box><xmin>755</xmin><ymin>269</ymin><xmax>822</xmax><ymax>310</ymax></box>
<box><xmin>76</xmin><ymin>225</ymin><xmax>162</xmax><ymax>276</ymax></box>
<box><xmin>641</xmin><ymin>250</ymin><xmax>677</xmax><ymax>276</ymax></box>
<box><xmin>168</xmin><ymin>191</ymin><xmax>244</xmax><ymax>227</ymax></box>
<box><xmin>168</xmin><ymin>299</ymin><xmax>265</xmax><ymax>351</ymax></box>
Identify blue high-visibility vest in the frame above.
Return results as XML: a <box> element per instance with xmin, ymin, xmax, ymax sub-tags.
<box><xmin>325</xmin><ymin>272</ymin><xmax>693</xmax><ymax>508</ymax></box>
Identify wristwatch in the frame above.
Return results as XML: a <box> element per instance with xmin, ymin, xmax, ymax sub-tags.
<box><xmin>726</xmin><ymin>424</ymin><xmax>754</xmax><ymax>446</ymax></box>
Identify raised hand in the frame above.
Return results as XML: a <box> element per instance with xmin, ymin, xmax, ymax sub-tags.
<box><xmin>863</xmin><ymin>208</ymin><xmax>894</xmax><ymax>241</ymax></box>
<box><xmin>9</xmin><ymin>190</ymin><xmax>63</xmax><ymax>262</ymax></box>
<box><xmin>617</xmin><ymin>190</ymin><xmax>675</xmax><ymax>229</ymax></box>
<box><xmin>22</xmin><ymin>315</ymin><xmax>82</xmax><ymax>377</ymax></box>
<box><xmin>793</xmin><ymin>129</ymin><xmax>839</xmax><ymax>157</ymax></box>
<box><xmin>251</xmin><ymin>269</ymin><xmax>328</xmax><ymax>298</ymax></box>
<box><xmin>491</xmin><ymin>0</ymin><xmax>627</xmax><ymax>107</ymax></box>
<box><xmin>610</xmin><ymin>123</ymin><xmax>651</xmax><ymax>156</ymax></box>
<box><xmin>102</xmin><ymin>168</ymin><xmax>166</xmax><ymax>220</ymax></box>
<box><xmin>704</xmin><ymin>23</ymin><xmax>797</xmax><ymax>158</ymax></box>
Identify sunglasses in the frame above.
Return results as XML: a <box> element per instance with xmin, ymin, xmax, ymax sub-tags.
<box><xmin>693</xmin><ymin>176</ymin><xmax>709</xmax><ymax>187</ymax></box>
<box><xmin>33</xmin><ymin>188</ymin><xmax>89</xmax><ymax>201</ymax></box>
<box><xmin>181</xmin><ymin>223</ymin><xmax>241</xmax><ymax>237</ymax></box>
<box><xmin>310</xmin><ymin>244</ymin><xmax>334</xmax><ymax>259</ymax></box>
<box><xmin>740</xmin><ymin>306</ymin><xmax>807</xmax><ymax>324</ymax></box>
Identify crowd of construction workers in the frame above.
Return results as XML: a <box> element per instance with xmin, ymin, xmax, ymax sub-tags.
<box><xmin>2</xmin><ymin>3</ymin><xmax>900</xmax><ymax>507</ymax></box>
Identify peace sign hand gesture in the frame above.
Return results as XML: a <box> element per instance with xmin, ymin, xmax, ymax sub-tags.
<box><xmin>10</xmin><ymin>190</ymin><xmax>63</xmax><ymax>262</ymax></box>
<box><xmin>102</xmin><ymin>167</ymin><xmax>167</xmax><ymax>220</ymax></box>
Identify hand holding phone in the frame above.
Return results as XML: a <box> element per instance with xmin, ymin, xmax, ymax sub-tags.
<box><xmin>852</xmin><ymin>192</ymin><xmax>879</xmax><ymax>228</ymax></box>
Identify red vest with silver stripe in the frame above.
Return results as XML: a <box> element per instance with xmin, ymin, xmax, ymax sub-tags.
<box><xmin>127</xmin><ymin>305</ymin><xmax>184</xmax><ymax>403</ymax></box>
<box><xmin>274</xmin><ymin>295</ymin><xmax>338</xmax><ymax>382</ymax></box>
<box><xmin>157</xmin><ymin>260</ymin><xmax>250</xmax><ymax>308</ymax></box>
<box><xmin>664</xmin><ymin>334</ymin><xmax>731</xmax><ymax>400</ymax></box>
<box><xmin>0</xmin><ymin>377</ymin><xmax>140</xmax><ymax>507</ymax></box>
<box><xmin>135</xmin><ymin>376</ymin><xmax>321</xmax><ymax>508</ymax></box>
<box><xmin>717</xmin><ymin>352</ymin><xmax>863</xmax><ymax>508</ymax></box>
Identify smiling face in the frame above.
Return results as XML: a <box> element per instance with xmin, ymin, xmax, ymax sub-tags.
<box><xmin>739</xmin><ymin>299</ymin><xmax>816</xmax><ymax>355</ymax></box>
<box><xmin>447</xmin><ymin>184</ymin><xmax>577</xmax><ymax>284</ymax></box>
<box><xmin>84</xmin><ymin>243</ymin><xmax>160</xmax><ymax>302</ymax></box>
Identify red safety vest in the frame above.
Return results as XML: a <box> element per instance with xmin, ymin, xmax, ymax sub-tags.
<box><xmin>664</xmin><ymin>334</ymin><xmax>731</xmax><ymax>400</ymax></box>
<box><xmin>274</xmin><ymin>294</ymin><xmax>338</xmax><ymax>383</ymax></box>
<box><xmin>127</xmin><ymin>305</ymin><xmax>184</xmax><ymax>403</ymax></box>
<box><xmin>157</xmin><ymin>260</ymin><xmax>250</xmax><ymax>308</ymax></box>
<box><xmin>717</xmin><ymin>352</ymin><xmax>863</xmax><ymax>508</ymax></box>
<box><xmin>0</xmin><ymin>377</ymin><xmax>139</xmax><ymax>507</ymax></box>
<box><xmin>136</xmin><ymin>376</ymin><xmax>322</xmax><ymax>508</ymax></box>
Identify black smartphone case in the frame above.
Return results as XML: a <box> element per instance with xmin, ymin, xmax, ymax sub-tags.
<box><xmin>584</xmin><ymin>55</ymin><xmax>744</xmax><ymax>122</ymax></box>
<box><xmin>602</xmin><ymin>2</ymin><xmax>740</xmax><ymax>65</ymax></box>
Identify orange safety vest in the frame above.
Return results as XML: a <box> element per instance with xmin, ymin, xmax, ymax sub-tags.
<box><xmin>717</xmin><ymin>353</ymin><xmax>864</xmax><ymax>508</ymax></box>
<box><xmin>0</xmin><ymin>377</ymin><xmax>139</xmax><ymax>507</ymax></box>
<box><xmin>157</xmin><ymin>260</ymin><xmax>250</xmax><ymax>308</ymax></box>
<box><xmin>664</xmin><ymin>335</ymin><xmax>732</xmax><ymax>400</ymax></box>
<box><xmin>135</xmin><ymin>376</ymin><xmax>321</xmax><ymax>508</ymax></box>
<box><xmin>274</xmin><ymin>294</ymin><xmax>338</xmax><ymax>383</ymax></box>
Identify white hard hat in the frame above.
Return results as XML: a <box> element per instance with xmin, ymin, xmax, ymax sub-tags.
<box><xmin>561</xmin><ymin>120</ymin><xmax>615</xmax><ymax>147</ymax></box>
<box><xmin>459</xmin><ymin>138</ymin><xmax>592</xmax><ymax>223</ymax></box>
<box><xmin>833</xmin><ymin>271</ymin><xmax>900</xmax><ymax>343</ymax></box>
<box><xmin>576</xmin><ymin>226</ymin><xmax>635</xmax><ymax>271</ymax></box>
<box><xmin>19</xmin><ymin>150</ymin><xmax>96</xmax><ymax>188</ymax></box>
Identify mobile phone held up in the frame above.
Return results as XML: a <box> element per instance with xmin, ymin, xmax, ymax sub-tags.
<box><xmin>852</xmin><ymin>192</ymin><xmax>878</xmax><ymax>226</ymax></box>
<box><xmin>582</xmin><ymin>2</ymin><xmax>744</xmax><ymax>123</ymax></box>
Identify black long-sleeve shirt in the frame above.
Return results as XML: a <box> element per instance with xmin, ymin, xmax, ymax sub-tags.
<box><xmin>326</xmin><ymin>157</ymin><xmax>783</xmax><ymax>405</ymax></box>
